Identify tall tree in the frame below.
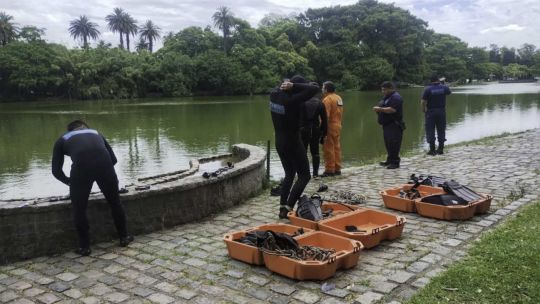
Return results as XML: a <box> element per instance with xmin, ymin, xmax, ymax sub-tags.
<box><xmin>68</xmin><ymin>15</ymin><xmax>100</xmax><ymax>48</ymax></box>
<box><xmin>105</xmin><ymin>8</ymin><xmax>125</xmax><ymax>49</ymax></box>
<box><xmin>18</xmin><ymin>26</ymin><xmax>45</xmax><ymax>42</ymax></box>
<box><xmin>0</xmin><ymin>12</ymin><xmax>19</xmax><ymax>46</ymax></box>
<box><xmin>135</xmin><ymin>37</ymin><xmax>149</xmax><ymax>52</ymax></box>
<box><xmin>139</xmin><ymin>20</ymin><xmax>161</xmax><ymax>52</ymax></box>
<box><xmin>212</xmin><ymin>6</ymin><xmax>235</xmax><ymax>53</ymax></box>
<box><xmin>122</xmin><ymin>13</ymin><xmax>138</xmax><ymax>52</ymax></box>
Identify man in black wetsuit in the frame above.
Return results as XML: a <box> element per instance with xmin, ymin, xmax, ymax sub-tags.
<box><xmin>270</xmin><ymin>76</ymin><xmax>320</xmax><ymax>219</ymax></box>
<box><xmin>52</xmin><ymin>120</ymin><xmax>133</xmax><ymax>256</ymax></box>
<box><xmin>299</xmin><ymin>82</ymin><xmax>328</xmax><ymax>177</ymax></box>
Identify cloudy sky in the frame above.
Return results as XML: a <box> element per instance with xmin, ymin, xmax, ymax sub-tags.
<box><xmin>2</xmin><ymin>0</ymin><xmax>539</xmax><ymax>50</ymax></box>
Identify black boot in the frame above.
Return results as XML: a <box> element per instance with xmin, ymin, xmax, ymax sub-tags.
<box><xmin>427</xmin><ymin>143</ymin><xmax>437</xmax><ymax>156</ymax></box>
<box><xmin>437</xmin><ymin>143</ymin><xmax>444</xmax><ymax>155</ymax></box>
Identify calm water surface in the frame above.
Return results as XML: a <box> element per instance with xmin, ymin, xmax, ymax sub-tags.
<box><xmin>1</xmin><ymin>82</ymin><xmax>539</xmax><ymax>200</ymax></box>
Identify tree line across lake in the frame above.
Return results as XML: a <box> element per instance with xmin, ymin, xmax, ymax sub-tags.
<box><xmin>1</xmin><ymin>0</ymin><xmax>539</xmax><ymax>101</ymax></box>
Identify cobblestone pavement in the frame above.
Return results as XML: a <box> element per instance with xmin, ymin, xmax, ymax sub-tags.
<box><xmin>1</xmin><ymin>130</ymin><xmax>540</xmax><ymax>304</ymax></box>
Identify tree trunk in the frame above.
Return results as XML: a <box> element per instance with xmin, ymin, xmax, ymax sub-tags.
<box><xmin>149</xmin><ymin>39</ymin><xmax>153</xmax><ymax>53</ymax></box>
<box><xmin>126</xmin><ymin>33</ymin><xmax>130</xmax><ymax>51</ymax></box>
<box><xmin>83</xmin><ymin>36</ymin><xmax>88</xmax><ymax>48</ymax></box>
<box><xmin>119</xmin><ymin>32</ymin><xmax>124</xmax><ymax>49</ymax></box>
<box><xmin>223</xmin><ymin>31</ymin><xmax>227</xmax><ymax>53</ymax></box>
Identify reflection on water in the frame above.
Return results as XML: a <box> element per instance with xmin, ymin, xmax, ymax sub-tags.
<box><xmin>0</xmin><ymin>83</ymin><xmax>539</xmax><ymax>200</ymax></box>
<box><xmin>446</xmin><ymin>103</ymin><xmax>539</xmax><ymax>144</ymax></box>
<box><xmin>453</xmin><ymin>82</ymin><xmax>540</xmax><ymax>95</ymax></box>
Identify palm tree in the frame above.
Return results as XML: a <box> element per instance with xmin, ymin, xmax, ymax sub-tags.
<box><xmin>105</xmin><ymin>7</ymin><xmax>125</xmax><ymax>49</ymax></box>
<box><xmin>0</xmin><ymin>12</ymin><xmax>19</xmax><ymax>46</ymax></box>
<box><xmin>68</xmin><ymin>15</ymin><xmax>100</xmax><ymax>48</ymax></box>
<box><xmin>212</xmin><ymin>6</ymin><xmax>235</xmax><ymax>53</ymax></box>
<box><xmin>122</xmin><ymin>13</ymin><xmax>138</xmax><ymax>52</ymax></box>
<box><xmin>139</xmin><ymin>20</ymin><xmax>161</xmax><ymax>53</ymax></box>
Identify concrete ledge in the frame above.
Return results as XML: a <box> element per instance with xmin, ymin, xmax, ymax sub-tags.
<box><xmin>0</xmin><ymin>144</ymin><xmax>266</xmax><ymax>264</ymax></box>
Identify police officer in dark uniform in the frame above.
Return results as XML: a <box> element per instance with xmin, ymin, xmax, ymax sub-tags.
<box><xmin>373</xmin><ymin>81</ymin><xmax>405</xmax><ymax>169</ymax></box>
<box><xmin>52</xmin><ymin>120</ymin><xmax>133</xmax><ymax>256</ymax></box>
<box><xmin>270</xmin><ymin>76</ymin><xmax>320</xmax><ymax>218</ymax></box>
<box><xmin>299</xmin><ymin>82</ymin><xmax>328</xmax><ymax>177</ymax></box>
<box><xmin>421</xmin><ymin>74</ymin><xmax>451</xmax><ymax>155</ymax></box>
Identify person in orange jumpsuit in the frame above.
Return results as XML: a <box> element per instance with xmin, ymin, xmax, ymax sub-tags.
<box><xmin>321</xmin><ymin>81</ymin><xmax>343</xmax><ymax>177</ymax></box>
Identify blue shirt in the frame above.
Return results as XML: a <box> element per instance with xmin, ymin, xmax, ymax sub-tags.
<box><xmin>422</xmin><ymin>83</ymin><xmax>451</xmax><ymax>109</ymax></box>
<box><xmin>377</xmin><ymin>91</ymin><xmax>403</xmax><ymax>125</ymax></box>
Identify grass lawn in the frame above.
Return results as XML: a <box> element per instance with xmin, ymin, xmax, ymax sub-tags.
<box><xmin>407</xmin><ymin>200</ymin><xmax>540</xmax><ymax>304</ymax></box>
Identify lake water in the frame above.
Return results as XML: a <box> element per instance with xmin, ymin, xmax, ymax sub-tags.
<box><xmin>0</xmin><ymin>82</ymin><xmax>539</xmax><ymax>200</ymax></box>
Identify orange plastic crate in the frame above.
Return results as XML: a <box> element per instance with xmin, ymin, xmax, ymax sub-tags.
<box><xmin>262</xmin><ymin>231</ymin><xmax>362</xmax><ymax>280</ymax></box>
<box><xmin>287</xmin><ymin>201</ymin><xmax>362</xmax><ymax>230</ymax></box>
<box><xmin>318</xmin><ymin>209</ymin><xmax>406</xmax><ymax>249</ymax></box>
<box><xmin>414</xmin><ymin>194</ymin><xmax>492</xmax><ymax>220</ymax></box>
<box><xmin>223</xmin><ymin>223</ymin><xmax>313</xmax><ymax>265</ymax></box>
<box><xmin>380</xmin><ymin>184</ymin><xmax>446</xmax><ymax>212</ymax></box>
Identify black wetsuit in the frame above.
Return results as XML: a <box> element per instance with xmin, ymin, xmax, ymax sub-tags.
<box><xmin>52</xmin><ymin>129</ymin><xmax>128</xmax><ymax>248</ymax></box>
<box><xmin>300</xmin><ymin>96</ymin><xmax>328</xmax><ymax>176</ymax></box>
<box><xmin>270</xmin><ymin>83</ymin><xmax>319</xmax><ymax>209</ymax></box>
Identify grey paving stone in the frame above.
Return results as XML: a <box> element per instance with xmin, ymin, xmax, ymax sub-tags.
<box><xmin>292</xmin><ymin>290</ymin><xmax>320</xmax><ymax>304</ymax></box>
<box><xmin>12</xmin><ymin>298</ymin><xmax>36</xmax><ymax>304</ymax></box>
<box><xmin>420</xmin><ymin>253</ymin><xmax>443</xmax><ymax>264</ymax></box>
<box><xmin>55</xmin><ymin>273</ymin><xmax>79</xmax><ymax>282</ymax></box>
<box><xmin>322</xmin><ymin>287</ymin><xmax>350</xmax><ymax>298</ymax></box>
<box><xmin>372</xmin><ymin>281</ymin><xmax>398</xmax><ymax>293</ymax></box>
<box><xmin>0</xmin><ymin>291</ymin><xmax>19</xmax><ymax>303</ymax></box>
<box><xmin>176</xmin><ymin>289</ymin><xmax>198</xmax><ymax>300</ymax></box>
<box><xmin>9</xmin><ymin>281</ymin><xmax>32</xmax><ymax>291</ymax></box>
<box><xmin>23</xmin><ymin>288</ymin><xmax>45</xmax><ymax>297</ymax></box>
<box><xmin>407</xmin><ymin>261</ymin><xmax>430</xmax><ymax>273</ymax></box>
<box><xmin>224</xmin><ymin>270</ymin><xmax>244</xmax><ymax>279</ymax></box>
<box><xmin>80</xmin><ymin>296</ymin><xmax>100</xmax><ymax>304</ymax></box>
<box><xmin>443</xmin><ymin>239</ymin><xmax>463</xmax><ymax>247</ymax></box>
<box><xmin>147</xmin><ymin>293</ymin><xmax>175</xmax><ymax>304</ymax></box>
<box><xmin>103</xmin><ymin>292</ymin><xmax>129</xmax><ymax>303</ymax></box>
<box><xmin>132</xmin><ymin>287</ymin><xmax>155</xmax><ymax>297</ymax></box>
<box><xmin>353</xmin><ymin>291</ymin><xmax>384</xmax><ymax>304</ymax></box>
<box><xmin>269</xmin><ymin>283</ymin><xmax>296</xmax><ymax>296</ymax></box>
<box><xmin>247</xmin><ymin>275</ymin><xmax>270</xmax><ymax>286</ymax></box>
<box><xmin>183</xmin><ymin>258</ymin><xmax>207</xmax><ymax>267</ymax></box>
<box><xmin>63</xmin><ymin>288</ymin><xmax>83</xmax><ymax>299</ymax></box>
<box><xmin>36</xmin><ymin>293</ymin><xmax>60</xmax><ymax>304</ymax></box>
<box><xmin>387</xmin><ymin>270</ymin><xmax>415</xmax><ymax>284</ymax></box>
<box><xmin>48</xmin><ymin>282</ymin><xmax>71</xmax><ymax>293</ymax></box>
<box><xmin>245</xmin><ymin>288</ymin><xmax>272</xmax><ymax>301</ymax></box>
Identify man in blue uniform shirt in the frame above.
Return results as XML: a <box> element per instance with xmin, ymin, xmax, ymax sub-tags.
<box><xmin>373</xmin><ymin>81</ymin><xmax>405</xmax><ymax>169</ymax></box>
<box><xmin>421</xmin><ymin>74</ymin><xmax>451</xmax><ymax>155</ymax></box>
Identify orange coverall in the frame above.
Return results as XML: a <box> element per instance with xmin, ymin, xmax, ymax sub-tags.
<box><xmin>322</xmin><ymin>92</ymin><xmax>343</xmax><ymax>173</ymax></box>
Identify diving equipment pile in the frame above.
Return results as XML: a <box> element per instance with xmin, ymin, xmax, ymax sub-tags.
<box><xmin>380</xmin><ymin>174</ymin><xmax>492</xmax><ymax>220</ymax></box>
<box><xmin>223</xmin><ymin>223</ymin><xmax>362</xmax><ymax>280</ymax></box>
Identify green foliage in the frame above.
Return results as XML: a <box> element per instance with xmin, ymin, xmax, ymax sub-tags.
<box><xmin>1</xmin><ymin>2</ymin><xmax>540</xmax><ymax>101</ymax></box>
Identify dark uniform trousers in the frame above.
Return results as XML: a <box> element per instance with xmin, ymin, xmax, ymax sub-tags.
<box><xmin>383</xmin><ymin>122</ymin><xmax>403</xmax><ymax>165</ymax></box>
<box><xmin>70</xmin><ymin>165</ymin><xmax>128</xmax><ymax>248</ymax></box>
<box><xmin>425</xmin><ymin>108</ymin><xmax>446</xmax><ymax>145</ymax></box>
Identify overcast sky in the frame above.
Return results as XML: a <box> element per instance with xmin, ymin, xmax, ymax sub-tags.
<box><xmin>2</xmin><ymin>0</ymin><xmax>539</xmax><ymax>50</ymax></box>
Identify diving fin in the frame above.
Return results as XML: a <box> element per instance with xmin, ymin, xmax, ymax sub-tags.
<box><xmin>442</xmin><ymin>180</ymin><xmax>483</xmax><ymax>202</ymax></box>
